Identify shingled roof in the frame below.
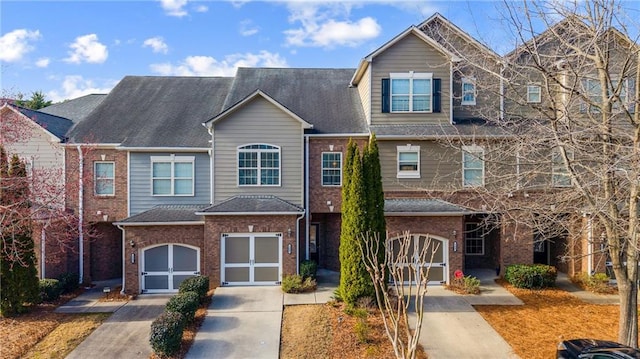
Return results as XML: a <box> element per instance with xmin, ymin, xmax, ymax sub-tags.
<box><xmin>68</xmin><ymin>76</ymin><xmax>233</xmax><ymax>147</ymax></box>
<box><xmin>220</xmin><ymin>68</ymin><xmax>368</xmax><ymax>135</ymax></box>
<box><xmin>384</xmin><ymin>198</ymin><xmax>471</xmax><ymax>215</ymax></box>
<box><xmin>114</xmin><ymin>204</ymin><xmax>208</xmax><ymax>225</ymax></box>
<box><xmin>39</xmin><ymin>94</ymin><xmax>106</xmax><ymax>123</ymax></box>
<box><xmin>12</xmin><ymin>105</ymin><xmax>74</xmax><ymax>141</ymax></box>
<box><xmin>198</xmin><ymin>195</ymin><xmax>304</xmax><ymax>215</ymax></box>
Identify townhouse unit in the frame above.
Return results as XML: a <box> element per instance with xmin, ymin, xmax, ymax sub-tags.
<box><xmin>6</xmin><ymin>13</ymin><xmax>633</xmax><ymax>294</ymax></box>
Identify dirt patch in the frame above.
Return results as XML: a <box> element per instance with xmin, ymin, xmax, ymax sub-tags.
<box><xmin>475</xmin><ymin>280</ymin><xmax>630</xmax><ymax>359</ymax></box>
<box><xmin>281</xmin><ymin>303</ymin><xmax>428</xmax><ymax>359</ymax></box>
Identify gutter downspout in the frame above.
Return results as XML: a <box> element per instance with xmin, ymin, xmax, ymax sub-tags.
<box><xmin>204</xmin><ymin>124</ymin><xmax>214</xmax><ymax>204</ymax></box>
<box><xmin>304</xmin><ymin>135</ymin><xmax>310</xmax><ymax>262</ymax></box>
<box><xmin>76</xmin><ymin>145</ymin><xmax>84</xmax><ymax>284</ymax></box>
<box><xmin>499</xmin><ymin>64</ymin><xmax>505</xmax><ymax>121</ymax></box>
<box><xmin>41</xmin><ymin>224</ymin><xmax>47</xmax><ymax>278</ymax></box>
<box><xmin>587</xmin><ymin>215</ymin><xmax>593</xmax><ymax>275</ymax></box>
<box><xmin>449</xmin><ymin>61</ymin><xmax>454</xmax><ymax>123</ymax></box>
<box><xmin>117</xmin><ymin>224</ymin><xmax>126</xmax><ymax>294</ymax></box>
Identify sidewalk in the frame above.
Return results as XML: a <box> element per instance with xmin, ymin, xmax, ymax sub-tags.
<box><xmin>556</xmin><ymin>272</ymin><xmax>620</xmax><ymax>305</ymax></box>
<box><xmin>55</xmin><ymin>278</ymin><xmax>126</xmax><ymax>314</ymax></box>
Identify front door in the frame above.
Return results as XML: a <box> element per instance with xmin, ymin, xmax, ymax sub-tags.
<box><xmin>222</xmin><ymin>233</ymin><xmax>282</xmax><ymax>285</ymax></box>
<box><xmin>141</xmin><ymin>244</ymin><xmax>200</xmax><ymax>293</ymax></box>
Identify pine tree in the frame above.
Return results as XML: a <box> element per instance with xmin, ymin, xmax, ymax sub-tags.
<box><xmin>1</xmin><ymin>150</ymin><xmax>39</xmax><ymax>316</ymax></box>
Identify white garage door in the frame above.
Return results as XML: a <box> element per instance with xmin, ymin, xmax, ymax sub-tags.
<box><xmin>390</xmin><ymin>234</ymin><xmax>448</xmax><ymax>285</ymax></box>
<box><xmin>222</xmin><ymin>233</ymin><xmax>281</xmax><ymax>285</ymax></box>
<box><xmin>141</xmin><ymin>244</ymin><xmax>200</xmax><ymax>293</ymax></box>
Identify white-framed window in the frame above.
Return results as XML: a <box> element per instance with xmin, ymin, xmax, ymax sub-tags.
<box><xmin>580</xmin><ymin>77</ymin><xmax>635</xmax><ymax>113</ymax></box>
<box><xmin>464</xmin><ymin>222</ymin><xmax>485</xmax><ymax>255</ymax></box>
<box><xmin>94</xmin><ymin>161</ymin><xmax>115</xmax><ymax>196</ymax></box>
<box><xmin>151</xmin><ymin>155</ymin><xmax>194</xmax><ymax>196</ymax></box>
<box><xmin>462</xmin><ymin>145</ymin><xmax>484</xmax><ymax>187</ymax></box>
<box><xmin>552</xmin><ymin>149</ymin><xmax>573</xmax><ymax>187</ymax></box>
<box><xmin>238</xmin><ymin>144</ymin><xmax>280</xmax><ymax>186</ymax></box>
<box><xmin>397</xmin><ymin>145</ymin><xmax>420</xmax><ymax>179</ymax></box>
<box><xmin>321</xmin><ymin>152</ymin><xmax>342</xmax><ymax>186</ymax></box>
<box><xmin>461</xmin><ymin>78</ymin><xmax>476</xmax><ymax>105</ymax></box>
<box><xmin>527</xmin><ymin>85</ymin><xmax>541</xmax><ymax>103</ymax></box>
<box><xmin>390</xmin><ymin>72</ymin><xmax>432</xmax><ymax>112</ymax></box>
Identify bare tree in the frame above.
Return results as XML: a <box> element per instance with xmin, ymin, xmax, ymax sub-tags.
<box><xmin>429</xmin><ymin>0</ymin><xmax>640</xmax><ymax>346</ymax></box>
<box><xmin>359</xmin><ymin>231</ymin><xmax>440</xmax><ymax>359</ymax></box>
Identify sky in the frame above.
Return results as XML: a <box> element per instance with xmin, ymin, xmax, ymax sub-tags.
<box><xmin>1</xmin><ymin>1</ymin><xmax>639</xmax><ymax>103</ymax></box>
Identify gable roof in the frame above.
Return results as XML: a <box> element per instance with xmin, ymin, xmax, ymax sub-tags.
<box><xmin>418</xmin><ymin>13</ymin><xmax>501</xmax><ymax>58</ymax></box>
<box><xmin>114</xmin><ymin>204</ymin><xmax>207</xmax><ymax>226</ymax></box>
<box><xmin>68</xmin><ymin>76</ymin><xmax>233</xmax><ymax>147</ymax></box>
<box><xmin>206</xmin><ymin>89</ymin><xmax>313</xmax><ymax>129</ymax></box>
<box><xmin>2</xmin><ymin>104</ymin><xmax>74</xmax><ymax>141</ymax></box>
<box><xmin>220</xmin><ymin>68</ymin><xmax>368</xmax><ymax>135</ymax></box>
<box><xmin>197</xmin><ymin>195</ymin><xmax>304</xmax><ymax>215</ymax></box>
<box><xmin>39</xmin><ymin>94</ymin><xmax>107</xmax><ymax>123</ymax></box>
<box><xmin>351</xmin><ymin>26</ymin><xmax>461</xmax><ymax>86</ymax></box>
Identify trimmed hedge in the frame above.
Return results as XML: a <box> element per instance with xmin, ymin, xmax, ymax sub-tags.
<box><xmin>300</xmin><ymin>260</ymin><xmax>318</xmax><ymax>279</ymax></box>
<box><xmin>504</xmin><ymin>264</ymin><xmax>557</xmax><ymax>289</ymax></box>
<box><xmin>166</xmin><ymin>291</ymin><xmax>199</xmax><ymax>323</ymax></box>
<box><xmin>57</xmin><ymin>272</ymin><xmax>80</xmax><ymax>294</ymax></box>
<box><xmin>178</xmin><ymin>276</ymin><xmax>209</xmax><ymax>303</ymax></box>
<box><xmin>39</xmin><ymin>279</ymin><xmax>63</xmax><ymax>302</ymax></box>
<box><xmin>150</xmin><ymin>311</ymin><xmax>185</xmax><ymax>357</ymax></box>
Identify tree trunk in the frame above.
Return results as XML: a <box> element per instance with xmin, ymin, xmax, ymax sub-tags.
<box><xmin>618</xmin><ymin>279</ymin><xmax>639</xmax><ymax>347</ymax></box>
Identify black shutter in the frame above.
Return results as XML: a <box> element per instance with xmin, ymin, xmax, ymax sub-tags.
<box><xmin>433</xmin><ymin>78</ymin><xmax>441</xmax><ymax>113</ymax></box>
<box><xmin>382</xmin><ymin>78</ymin><xmax>390</xmax><ymax>113</ymax></box>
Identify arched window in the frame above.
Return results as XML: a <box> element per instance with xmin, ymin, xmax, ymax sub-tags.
<box><xmin>237</xmin><ymin>144</ymin><xmax>280</xmax><ymax>186</ymax></box>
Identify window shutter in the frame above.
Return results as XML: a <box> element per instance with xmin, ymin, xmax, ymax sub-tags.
<box><xmin>382</xmin><ymin>78</ymin><xmax>390</xmax><ymax>113</ymax></box>
<box><xmin>433</xmin><ymin>78</ymin><xmax>441</xmax><ymax>113</ymax></box>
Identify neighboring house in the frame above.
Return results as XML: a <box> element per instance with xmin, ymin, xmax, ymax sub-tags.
<box><xmin>23</xmin><ymin>12</ymin><xmax>629</xmax><ymax>294</ymax></box>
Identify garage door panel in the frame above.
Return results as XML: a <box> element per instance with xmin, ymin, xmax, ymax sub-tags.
<box><xmin>173</xmin><ymin>274</ymin><xmax>194</xmax><ymax>289</ymax></box>
<box><xmin>145</xmin><ymin>246</ymin><xmax>169</xmax><ymax>271</ymax></box>
<box><xmin>226</xmin><ymin>267</ymin><xmax>250</xmax><ymax>282</ymax></box>
<box><xmin>145</xmin><ymin>275</ymin><xmax>169</xmax><ymax>290</ymax></box>
<box><xmin>426</xmin><ymin>266</ymin><xmax>444</xmax><ymax>282</ymax></box>
<box><xmin>254</xmin><ymin>237</ymin><xmax>279</xmax><ymax>263</ymax></box>
<box><xmin>254</xmin><ymin>267</ymin><xmax>279</xmax><ymax>282</ymax></box>
<box><xmin>173</xmin><ymin>246</ymin><xmax>197</xmax><ymax>271</ymax></box>
<box><xmin>389</xmin><ymin>234</ymin><xmax>448</xmax><ymax>285</ymax></box>
<box><xmin>226</xmin><ymin>237</ymin><xmax>250</xmax><ymax>263</ymax></box>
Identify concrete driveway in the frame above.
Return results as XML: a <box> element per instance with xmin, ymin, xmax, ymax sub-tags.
<box><xmin>66</xmin><ymin>295</ymin><xmax>171</xmax><ymax>358</ymax></box>
<box><xmin>185</xmin><ymin>286</ymin><xmax>283</xmax><ymax>359</ymax></box>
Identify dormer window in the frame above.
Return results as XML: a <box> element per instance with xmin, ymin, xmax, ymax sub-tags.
<box><xmin>382</xmin><ymin>72</ymin><xmax>441</xmax><ymax>113</ymax></box>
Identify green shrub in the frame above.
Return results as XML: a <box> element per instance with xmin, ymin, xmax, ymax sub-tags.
<box><xmin>281</xmin><ymin>274</ymin><xmax>317</xmax><ymax>293</ymax></box>
<box><xmin>354</xmin><ymin>319</ymin><xmax>370</xmax><ymax>343</ymax></box>
<box><xmin>300</xmin><ymin>260</ymin><xmax>318</xmax><ymax>279</ymax></box>
<box><xmin>178</xmin><ymin>276</ymin><xmax>209</xmax><ymax>303</ymax></box>
<box><xmin>449</xmin><ymin>275</ymin><xmax>481</xmax><ymax>294</ymax></box>
<box><xmin>166</xmin><ymin>291</ymin><xmax>199</xmax><ymax>323</ymax></box>
<box><xmin>573</xmin><ymin>272</ymin><xmax>615</xmax><ymax>294</ymax></box>
<box><xmin>39</xmin><ymin>279</ymin><xmax>63</xmax><ymax>302</ymax></box>
<box><xmin>57</xmin><ymin>272</ymin><xmax>80</xmax><ymax>294</ymax></box>
<box><xmin>504</xmin><ymin>264</ymin><xmax>557</xmax><ymax>289</ymax></box>
<box><xmin>344</xmin><ymin>305</ymin><xmax>368</xmax><ymax>319</ymax></box>
<box><xmin>150</xmin><ymin>311</ymin><xmax>185</xmax><ymax>357</ymax></box>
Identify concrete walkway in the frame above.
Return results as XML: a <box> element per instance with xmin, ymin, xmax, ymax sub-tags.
<box><xmin>55</xmin><ymin>279</ymin><xmax>126</xmax><ymax>314</ymax></box>
<box><xmin>556</xmin><ymin>272</ymin><xmax>620</xmax><ymax>305</ymax></box>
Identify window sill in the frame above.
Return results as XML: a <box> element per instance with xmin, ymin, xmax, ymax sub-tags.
<box><xmin>94</xmin><ymin>194</ymin><xmax>115</xmax><ymax>198</ymax></box>
<box><xmin>390</xmin><ymin>111</ymin><xmax>433</xmax><ymax>114</ymax></box>
<box><xmin>397</xmin><ymin>173</ymin><xmax>420</xmax><ymax>179</ymax></box>
<box><xmin>322</xmin><ymin>185</ymin><xmax>342</xmax><ymax>187</ymax></box>
<box><xmin>461</xmin><ymin>102</ymin><xmax>476</xmax><ymax>106</ymax></box>
<box><xmin>151</xmin><ymin>194</ymin><xmax>195</xmax><ymax>197</ymax></box>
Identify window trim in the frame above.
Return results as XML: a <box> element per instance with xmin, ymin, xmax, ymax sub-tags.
<box><xmin>464</xmin><ymin>222</ymin><xmax>485</xmax><ymax>256</ymax></box>
<box><xmin>321</xmin><ymin>152</ymin><xmax>342</xmax><ymax>187</ymax></box>
<box><xmin>237</xmin><ymin>143</ymin><xmax>281</xmax><ymax>187</ymax></box>
<box><xmin>150</xmin><ymin>155</ymin><xmax>195</xmax><ymax>197</ymax></box>
<box><xmin>396</xmin><ymin>145</ymin><xmax>420</xmax><ymax>179</ymax></box>
<box><xmin>462</xmin><ymin>145</ymin><xmax>485</xmax><ymax>188</ymax></box>
<box><xmin>461</xmin><ymin>77</ymin><xmax>476</xmax><ymax>106</ymax></box>
<box><xmin>94</xmin><ymin>161</ymin><xmax>115</xmax><ymax>196</ymax></box>
<box><xmin>527</xmin><ymin>85</ymin><xmax>541</xmax><ymax>103</ymax></box>
<box><xmin>552</xmin><ymin>149</ymin><xmax>573</xmax><ymax>188</ymax></box>
<box><xmin>390</xmin><ymin>72</ymin><xmax>433</xmax><ymax>113</ymax></box>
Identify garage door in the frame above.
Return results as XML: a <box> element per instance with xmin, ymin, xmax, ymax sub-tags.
<box><xmin>141</xmin><ymin>244</ymin><xmax>200</xmax><ymax>293</ymax></box>
<box><xmin>390</xmin><ymin>234</ymin><xmax>448</xmax><ymax>285</ymax></box>
<box><xmin>222</xmin><ymin>233</ymin><xmax>281</xmax><ymax>285</ymax></box>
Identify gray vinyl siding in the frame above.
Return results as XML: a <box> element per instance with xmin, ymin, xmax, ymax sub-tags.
<box><xmin>212</xmin><ymin>97</ymin><xmax>304</xmax><ymax>206</ymax></box>
<box><xmin>357</xmin><ymin>65</ymin><xmax>372</xmax><ymax>124</ymax></box>
<box><xmin>129</xmin><ymin>152</ymin><xmax>210</xmax><ymax>215</ymax></box>
<box><xmin>378</xmin><ymin>140</ymin><xmax>460</xmax><ymax>191</ymax></box>
<box><xmin>370</xmin><ymin>34</ymin><xmax>451</xmax><ymax>125</ymax></box>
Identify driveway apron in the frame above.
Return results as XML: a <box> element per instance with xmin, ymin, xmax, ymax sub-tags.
<box><xmin>66</xmin><ymin>295</ymin><xmax>171</xmax><ymax>358</ymax></box>
<box><xmin>186</xmin><ymin>286</ymin><xmax>283</xmax><ymax>359</ymax></box>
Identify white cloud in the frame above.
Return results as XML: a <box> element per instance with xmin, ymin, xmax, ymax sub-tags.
<box><xmin>283</xmin><ymin>3</ymin><xmax>381</xmax><ymax>48</ymax></box>
<box><xmin>35</xmin><ymin>58</ymin><xmax>50</xmax><ymax>68</ymax></box>
<box><xmin>47</xmin><ymin>75</ymin><xmax>115</xmax><ymax>102</ymax></box>
<box><xmin>239</xmin><ymin>19</ymin><xmax>259</xmax><ymax>36</ymax></box>
<box><xmin>0</xmin><ymin>29</ymin><xmax>41</xmax><ymax>62</ymax></box>
<box><xmin>150</xmin><ymin>51</ymin><xmax>288</xmax><ymax>76</ymax></box>
<box><xmin>64</xmin><ymin>34</ymin><xmax>108</xmax><ymax>64</ymax></box>
<box><xmin>160</xmin><ymin>0</ymin><xmax>188</xmax><ymax>17</ymax></box>
<box><xmin>143</xmin><ymin>36</ymin><xmax>169</xmax><ymax>54</ymax></box>
<box><xmin>195</xmin><ymin>4</ymin><xmax>208</xmax><ymax>13</ymax></box>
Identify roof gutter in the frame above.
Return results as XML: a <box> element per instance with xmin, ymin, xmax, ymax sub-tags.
<box><xmin>113</xmin><ymin>221</ymin><xmax>205</xmax><ymax>226</ymax></box>
<box><xmin>384</xmin><ymin>211</ymin><xmax>471</xmax><ymax>217</ymax></box>
<box><xmin>195</xmin><ymin>211</ymin><xmax>304</xmax><ymax>216</ymax></box>
<box><xmin>116</xmin><ymin>147</ymin><xmax>210</xmax><ymax>152</ymax></box>
<box><xmin>374</xmin><ymin>134</ymin><xmax>513</xmax><ymax>140</ymax></box>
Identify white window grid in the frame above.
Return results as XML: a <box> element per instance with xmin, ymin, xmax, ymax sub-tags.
<box><xmin>461</xmin><ymin>77</ymin><xmax>476</xmax><ymax>105</ymax></box>
<box><xmin>396</xmin><ymin>145</ymin><xmax>420</xmax><ymax>179</ymax></box>
<box><xmin>551</xmin><ymin>149</ymin><xmax>573</xmax><ymax>187</ymax></box>
<box><xmin>321</xmin><ymin>152</ymin><xmax>342</xmax><ymax>186</ymax></box>
<box><xmin>462</xmin><ymin>145</ymin><xmax>484</xmax><ymax>187</ymax></box>
<box><xmin>150</xmin><ymin>155</ymin><xmax>195</xmax><ymax>196</ymax></box>
<box><xmin>390</xmin><ymin>72</ymin><xmax>433</xmax><ymax>113</ymax></box>
<box><xmin>94</xmin><ymin>161</ymin><xmax>115</xmax><ymax>196</ymax></box>
<box><xmin>527</xmin><ymin>85</ymin><xmax>541</xmax><ymax>103</ymax></box>
<box><xmin>464</xmin><ymin>222</ymin><xmax>485</xmax><ymax>255</ymax></box>
<box><xmin>237</xmin><ymin>144</ymin><xmax>281</xmax><ymax>186</ymax></box>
